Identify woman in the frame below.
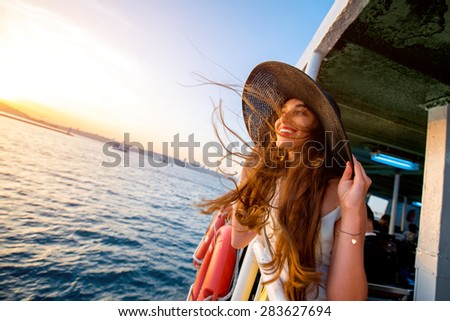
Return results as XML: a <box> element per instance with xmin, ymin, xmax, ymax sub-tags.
<box><xmin>202</xmin><ymin>61</ymin><xmax>371</xmax><ymax>300</ymax></box>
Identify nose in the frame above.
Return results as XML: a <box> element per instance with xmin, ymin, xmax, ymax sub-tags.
<box><xmin>280</xmin><ymin>110</ymin><xmax>291</xmax><ymax>122</ymax></box>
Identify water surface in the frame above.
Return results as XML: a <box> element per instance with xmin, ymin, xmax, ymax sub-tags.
<box><xmin>0</xmin><ymin>116</ymin><xmax>229</xmax><ymax>300</ymax></box>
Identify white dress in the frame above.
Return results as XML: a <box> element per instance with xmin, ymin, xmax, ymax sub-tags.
<box><xmin>260</xmin><ymin>203</ymin><xmax>340</xmax><ymax>300</ymax></box>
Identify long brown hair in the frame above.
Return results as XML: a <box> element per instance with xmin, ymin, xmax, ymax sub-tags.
<box><xmin>200</xmin><ymin>85</ymin><xmax>336</xmax><ymax>300</ymax></box>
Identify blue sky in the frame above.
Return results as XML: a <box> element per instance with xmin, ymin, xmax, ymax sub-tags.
<box><xmin>0</xmin><ymin>0</ymin><xmax>334</xmax><ymax>164</ymax></box>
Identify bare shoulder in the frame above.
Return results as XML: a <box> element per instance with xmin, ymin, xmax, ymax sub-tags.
<box><xmin>328</xmin><ymin>177</ymin><xmax>340</xmax><ymax>189</ymax></box>
<box><xmin>321</xmin><ymin>177</ymin><xmax>340</xmax><ymax>216</ymax></box>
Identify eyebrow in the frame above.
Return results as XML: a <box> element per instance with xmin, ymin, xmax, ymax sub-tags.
<box><xmin>281</xmin><ymin>103</ymin><xmax>311</xmax><ymax>110</ymax></box>
<box><xmin>282</xmin><ymin>103</ymin><xmax>309</xmax><ymax>109</ymax></box>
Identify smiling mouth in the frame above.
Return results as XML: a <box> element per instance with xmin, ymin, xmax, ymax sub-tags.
<box><xmin>277</xmin><ymin>126</ymin><xmax>297</xmax><ymax>137</ymax></box>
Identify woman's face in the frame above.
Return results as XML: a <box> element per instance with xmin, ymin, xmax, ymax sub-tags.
<box><xmin>274</xmin><ymin>98</ymin><xmax>318</xmax><ymax>149</ymax></box>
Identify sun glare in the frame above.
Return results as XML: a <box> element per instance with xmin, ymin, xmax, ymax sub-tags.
<box><xmin>0</xmin><ymin>1</ymin><xmax>149</xmax><ymax>137</ymax></box>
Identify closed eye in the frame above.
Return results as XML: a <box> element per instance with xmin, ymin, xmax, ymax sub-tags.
<box><xmin>293</xmin><ymin>109</ymin><xmax>307</xmax><ymax>115</ymax></box>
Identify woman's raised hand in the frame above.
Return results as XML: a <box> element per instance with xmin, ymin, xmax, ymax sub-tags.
<box><xmin>337</xmin><ymin>155</ymin><xmax>372</xmax><ymax>213</ymax></box>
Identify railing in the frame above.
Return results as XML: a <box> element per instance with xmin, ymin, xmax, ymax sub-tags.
<box><xmin>368</xmin><ymin>283</ymin><xmax>413</xmax><ymax>301</ymax></box>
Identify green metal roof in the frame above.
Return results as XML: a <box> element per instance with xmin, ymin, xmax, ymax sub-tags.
<box><xmin>318</xmin><ymin>0</ymin><xmax>450</xmax><ymax>201</ymax></box>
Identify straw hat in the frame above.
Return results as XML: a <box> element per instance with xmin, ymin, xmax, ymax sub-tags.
<box><xmin>242</xmin><ymin>61</ymin><xmax>352</xmax><ymax>169</ymax></box>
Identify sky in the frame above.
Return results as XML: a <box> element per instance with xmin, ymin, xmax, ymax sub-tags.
<box><xmin>0</xmin><ymin>0</ymin><xmax>334</xmax><ymax>166</ymax></box>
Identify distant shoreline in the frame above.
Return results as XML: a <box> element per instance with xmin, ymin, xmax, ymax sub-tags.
<box><xmin>1</xmin><ymin>110</ymin><xmax>227</xmax><ymax>179</ymax></box>
<box><xmin>0</xmin><ymin>112</ymin><xmax>72</xmax><ymax>136</ymax></box>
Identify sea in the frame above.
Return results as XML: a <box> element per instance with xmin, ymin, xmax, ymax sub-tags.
<box><xmin>0</xmin><ymin>115</ymin><xmax>232</xmax><ymax>301</ymax></box>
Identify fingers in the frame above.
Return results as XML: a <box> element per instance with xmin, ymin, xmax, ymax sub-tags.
<box><xmin>352</xmin><ymin>155</ymin><xmax>372</xmax><ymax>190</ymax></box>
<box><xmin>352</xmin><ymin>155</ymin><xmax>362</xmax><ymax>178</ymax></box>
<box><xmin>340</xmin><ymin>161</ymin><xmax>353</xmax><ymax>181</ymax></box>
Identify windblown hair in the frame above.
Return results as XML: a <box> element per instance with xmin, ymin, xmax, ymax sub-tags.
<box><xmin>200</xmin><ymin>84</ymin><xmax>338</xmax><ymax>300</ymax></box>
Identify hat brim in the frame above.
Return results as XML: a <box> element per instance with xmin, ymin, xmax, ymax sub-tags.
<box><xmin>242</xmin><ymin>61</ymin><xmax>352</xmax><ymax>170</ymax></box>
